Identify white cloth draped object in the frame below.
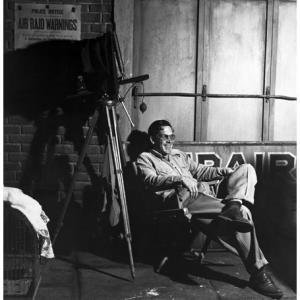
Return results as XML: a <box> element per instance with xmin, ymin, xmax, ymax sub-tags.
<box><xmin>3</xmin><ymin>187</ymin><xmax>55</xmax><ymax>259</ymax></box>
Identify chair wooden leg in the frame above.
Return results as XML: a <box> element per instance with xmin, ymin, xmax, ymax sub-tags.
<box><xmin>155</xmin><ymin>256</ymin><xmax>169</xmax><ymax>273</ymax></box>
<box><xmin>200</xmin><ymin>236</ymin><xmax>211</xmax><ymax>263</ymax></box>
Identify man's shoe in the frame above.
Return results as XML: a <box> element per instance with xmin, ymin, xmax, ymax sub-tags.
<box><xmin>249</xmin><ymin>268</ymin><xmax>283</xmax><ymax>299</ymax></box>
<box><xmin>216</xmin><ymin>201</ymin><xmax>253</xmax><ymax>232</ymax></box>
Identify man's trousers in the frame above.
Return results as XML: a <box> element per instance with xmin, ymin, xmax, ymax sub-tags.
<box><xmin>181</xmin><ymin>164</ymin><xmax>268</xmax><ymax>274</ymax></box>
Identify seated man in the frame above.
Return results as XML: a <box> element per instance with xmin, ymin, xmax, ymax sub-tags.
<box><xmin>136</xmin><ymin>119</ymin><xmax>283</xmax><ymax>299</ymax></box>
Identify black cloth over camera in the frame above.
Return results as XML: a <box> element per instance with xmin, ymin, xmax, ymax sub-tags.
<box><xmin>4</xmin><ymin>32</ymin><xmax>119</xmax><ymax>119</ymax></box>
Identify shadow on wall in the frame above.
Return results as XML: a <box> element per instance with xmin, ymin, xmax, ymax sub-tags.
<box><xmin>254</xmin><ymin>173</ymin><xmax>296</xmax><ymax>291</ymax></box>
<box><xmin>16</xmin><ymin>110</ymin><xmax>111</xmax><ymax>256</ymax></box>
<box><xmin>4</xmin><ymin>35</ymin><xmax>121</xmax><ymax>256</ymax></box>
<box><xmin>126</xmin><ymin>129</ymin><xmax>150</xmax><ymax>162</ymax></box>
<box><xmin>123</xmin><ymin>130</ymin><xmax>152</xmax><ymax>261</ymax></box>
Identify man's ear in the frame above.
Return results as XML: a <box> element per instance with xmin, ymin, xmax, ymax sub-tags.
<box><xmin>149</xmin><ymin>136</ymin><xmax>155</xmax><ymax>145</ymax></box>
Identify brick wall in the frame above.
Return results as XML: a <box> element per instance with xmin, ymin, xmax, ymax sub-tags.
<box><xmin>4</xmin><ymin>0</ymin><xmax>113</xmax><ymax>207</ymax></box>
<box><xmin>4</xmin><ymin>0</ymin><xmax>113</xmax><ymax>51</ymax></box>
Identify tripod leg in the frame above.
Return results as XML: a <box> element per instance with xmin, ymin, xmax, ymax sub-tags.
<box><xmin>105</xmin><ymin>105</ymin><xmax>135</xmax><ymax>279</ymax></box>
<box><xmin>111</xmin><ymin>106</ymin><xmax>132</xmax><ymax>232</ymax></box>
<box><xmin>52</xmin><ymin>109</ymin><xmax>100</xmax><ymax>245</ymax></box>
<box><xmin>112</xmin><ymin>107</ymin><xmax>135</xmax><ymax>278</ymax></box>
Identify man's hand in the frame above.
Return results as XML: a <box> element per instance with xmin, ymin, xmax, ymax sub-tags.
<box><xmin>181</xmin><ymin>176</ymin><xmax>198</xmax><ymax>199</ymax></box>
<box><xmin>225</xmin><ymin>168</ymin><xmax>235</xmax><ymax>176</ymax></box>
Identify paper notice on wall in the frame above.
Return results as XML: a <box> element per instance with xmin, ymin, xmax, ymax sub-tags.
<box><xmin>14</xmin><ymin>3</ymin><xmax>81</xmax><ymax>49</ymax></box>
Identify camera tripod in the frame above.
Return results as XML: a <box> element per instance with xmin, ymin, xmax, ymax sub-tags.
<box><xmin>52</xmin><ymin>95</ymin><xmax>135</xmax><ymax>279</ymax></box>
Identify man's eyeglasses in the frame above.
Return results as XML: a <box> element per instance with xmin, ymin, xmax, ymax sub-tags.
<box><xmin>157</xmin><ymin>134</ymin><xmax>176</xmax><ymax>141</ymax></box>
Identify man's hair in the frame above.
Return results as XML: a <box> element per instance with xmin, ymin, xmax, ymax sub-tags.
<box><xmin>148</xmin><ymin>120</ymin><xmax>173</xmax><ymax>138</ymax></box>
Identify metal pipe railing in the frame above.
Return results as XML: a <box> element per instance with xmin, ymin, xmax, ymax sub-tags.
<box><xmin>132</xmin><ymin>91</ymin><xmax>296</xmax><ymax>101</ymax></box>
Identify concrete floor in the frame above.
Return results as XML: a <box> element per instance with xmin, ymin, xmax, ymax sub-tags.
<box><xmin>36</xmin><ymin>249</ymin><xmax>296</xmax><ymax>300</ymax></box>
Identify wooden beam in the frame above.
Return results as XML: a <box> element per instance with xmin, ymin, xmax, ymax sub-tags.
<box><xmin>195</xmin><ymin>0</ymin><xmax>210</xmax><ymax>142</ymax></box>
<box><xmin>267</xmin><ymin>0</ymin><xmax>279</xmax><ymax>141</ymax></box>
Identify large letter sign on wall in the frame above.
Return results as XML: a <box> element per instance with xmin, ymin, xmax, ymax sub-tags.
<box><xmin>181</xmin><ymin>147</ymin><xmax>296</xmax><ymax>182</ymax></box>
<box><xmin>196</xmin><ymin>152</ymin><xmax>221</xmax><ymax>167</ymax></box>
<box><xmin>15</xmin><ymin>3</ymin><xmax>81</xmax><ymax>49</ymax></box>
<box><xmin>269</xmin><ymin>152</ymin><xmax>296</xmax><ymax>180</ymax></box>
<box><xmin>169</xmin><ymin>143</ymin><xmax>297</xmax><ymax>182</ymax></box>
<box><xmin>226</xmin><ymin>152</ymin><xmax>247</xmax><ymax>169</ymax></box>
<box><xmin>254</xmin><ymin>152</ymin><xmax>265</xmax><ymax>180</ymax></box>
